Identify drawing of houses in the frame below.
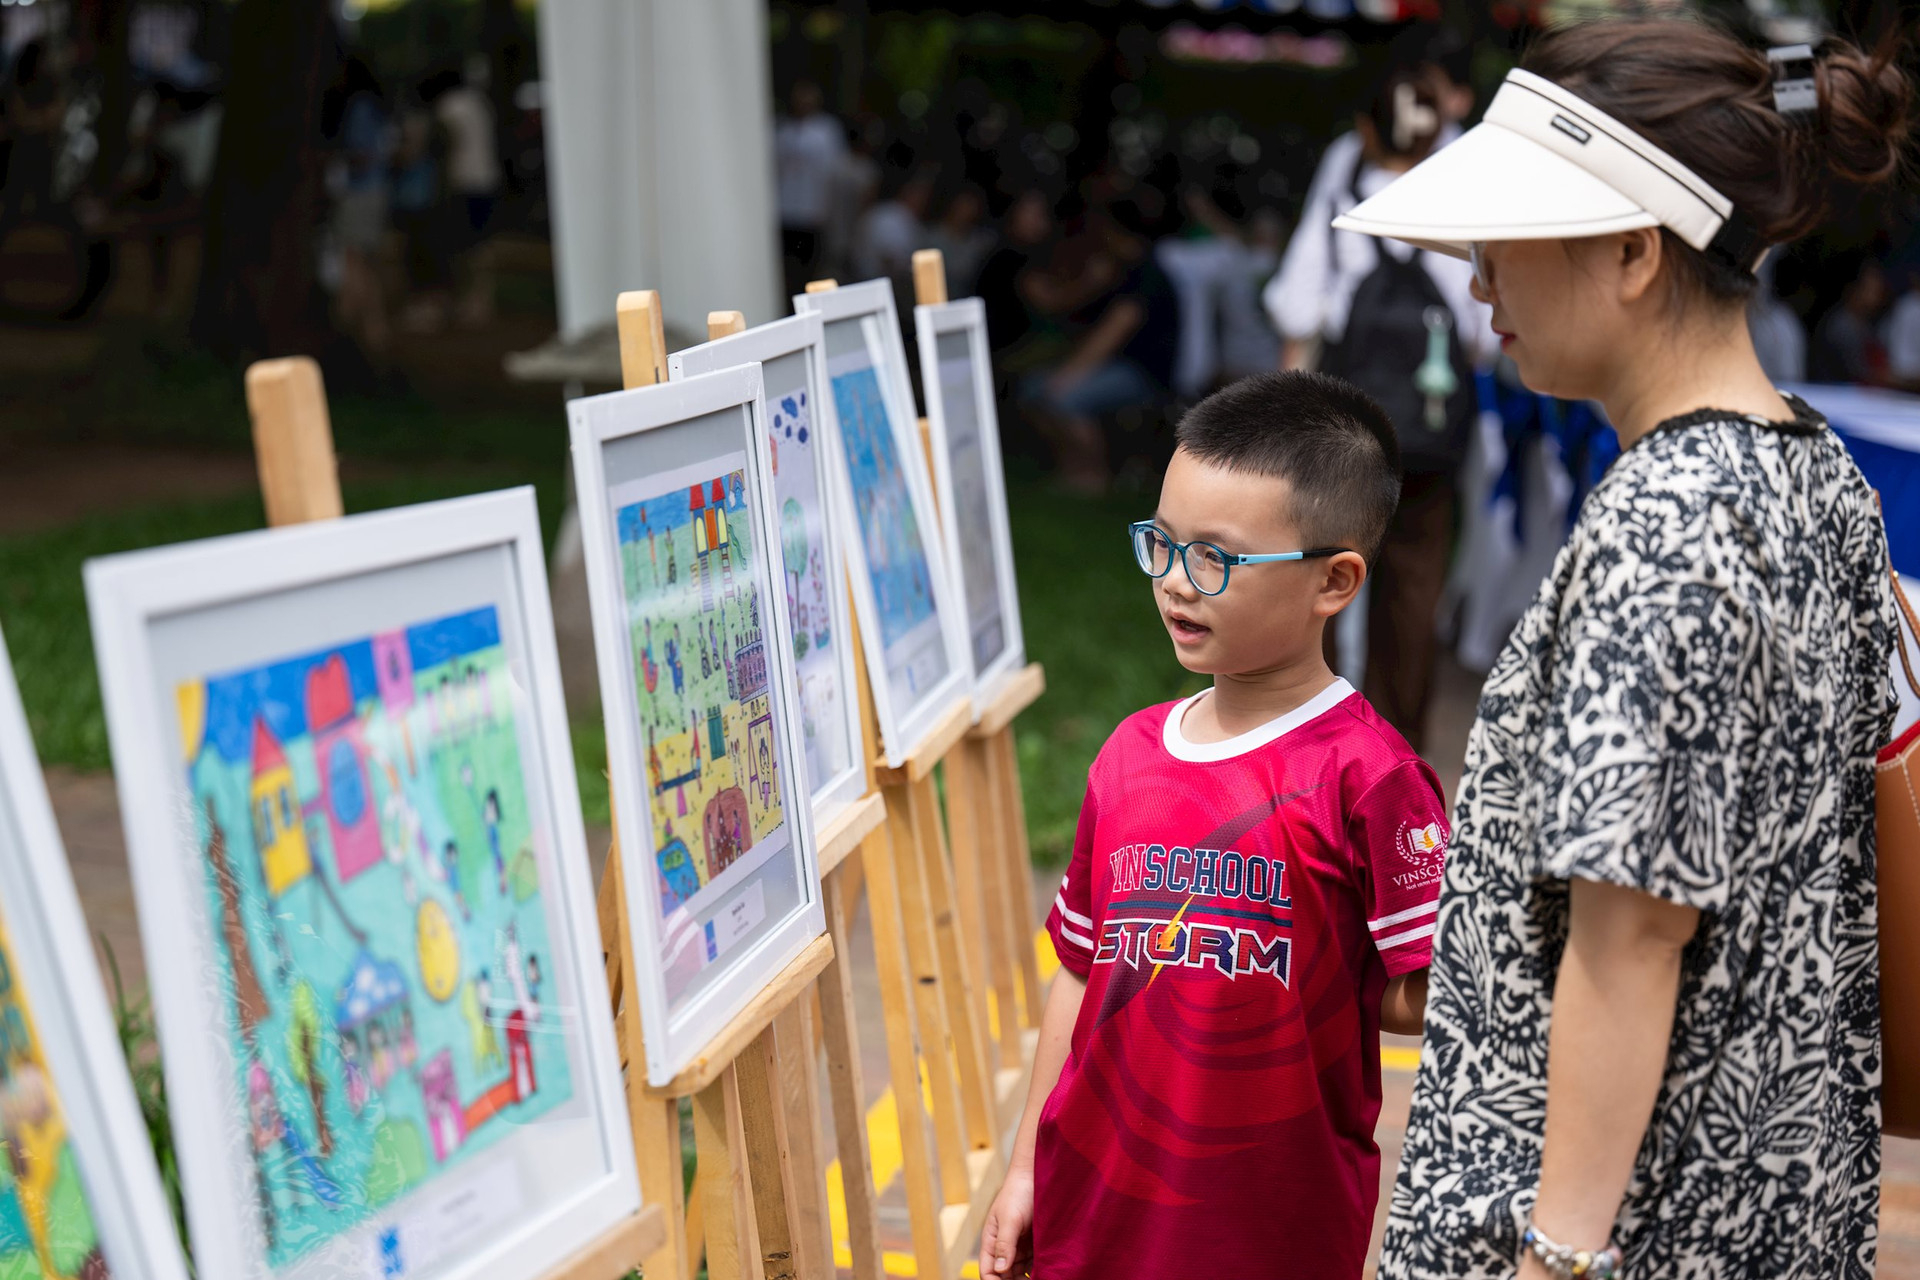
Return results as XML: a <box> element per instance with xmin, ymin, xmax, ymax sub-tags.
<box><xmin>251</xmin><ymin>719</ymin><xmax>313</xmax><ymax>897</ymax></box>
<box><xmin>689</xmin><ymin>478</ymin><xmax>735</xmax><ymax>613</ymax></box>
<box><xmin>306</xmin><ymin>654</ymin><xmax>382</xmax><ymax>882</ymax></box>
<box><xmin>335</xmin><ymin>952</ymin><xmax>415</xmax><ymax>1094</ymax></box>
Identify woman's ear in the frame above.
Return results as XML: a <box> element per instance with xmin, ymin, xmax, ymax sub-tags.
<box><xmin>1616</xmin><ymin>228</ymin><xmax>1664</xmax><ymax>305</ymax></box>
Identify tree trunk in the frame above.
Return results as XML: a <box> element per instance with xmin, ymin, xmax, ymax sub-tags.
<box><xmin>189</xmin><ymin>0</ymin><xmax>335</xmax><ymax>360</ymax></box>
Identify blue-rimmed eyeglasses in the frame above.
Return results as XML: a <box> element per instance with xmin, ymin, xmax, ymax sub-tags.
<box><xmin>1128</xmin><ymin>521</ymin><xmax>1350</xmax><ymax>597</ymax></box>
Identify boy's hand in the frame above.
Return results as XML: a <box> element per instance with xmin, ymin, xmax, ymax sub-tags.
<box><xmin>979</xmin><ymin>1167</ymin><xmax>1036</xmax><ymax>1278</ymax></box>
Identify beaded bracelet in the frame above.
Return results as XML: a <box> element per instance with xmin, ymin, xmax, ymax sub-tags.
<box><xmin>1522</xmin><ymin>1224</ymin><xmax>1623</xmax><ymax>1280</ymax></box>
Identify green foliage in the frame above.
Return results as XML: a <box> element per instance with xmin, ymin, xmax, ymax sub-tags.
<box><xmin>1004</xmin><ymin>479</ymin><xmax>1201</xmax><ymax>865</ymax></box>
<box><xmin>101</xmin><ymin>937</ymin><xmax>192</xmax><ymax>1271</ymax></box>
<box><xmin>0</xmin><ymin>472</ymin><xmax>563</xmax><ymax>774</ymax></box>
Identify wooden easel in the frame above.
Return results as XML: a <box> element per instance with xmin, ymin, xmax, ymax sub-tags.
<box><xmin>600</xmin><ymin>289</ymin><xmax>854</xmax><ymax>1280</ymax></box>
<box><xmin>798</xmin><ymin>276</ymin><xmax>1049</xmax><ymax>1279</ymax></box>
<box><xmin>241</xmin><ymin>354</ymin><xmax>667</xmax><ymax>1280</ymax></box>
<box><xmin>908</xmin><ymin>250</ymin><xmax>1049</xmax><ymax>1125</ymax></box>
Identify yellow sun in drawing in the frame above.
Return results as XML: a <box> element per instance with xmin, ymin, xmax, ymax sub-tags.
<box><xmin>416</xmin><ymin>899</ymin><xmax>460</xmax><ymax>1002</ymax></box>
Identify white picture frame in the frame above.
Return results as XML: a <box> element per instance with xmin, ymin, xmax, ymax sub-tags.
<box><xmin>568</xmin><ymin>365</ymin><xmax>826</xmax><ymax>1087</ymax></box>
<box><xmin>915</xmin><ymin>295</ymin><xmax>1028</xmax><ymax>711</ymax></box>
<box><xmin>793</xmin><ymin>279</ymin><xmax>973</xmax><ymax>766</ymax></box>
<box><xmin>669</xmin><ymin>314</ymin><xmax>870</xmax><ymax>832</ymax></box>
<box><xmin>0</xmin><ymin>622</ymin><xmax>192</xmax><ymax>1280</ymax></box>
<box><xmin>85</xmin><ymin>489</ymin><xmax>641</xmax><ymax>1280</ymax></box>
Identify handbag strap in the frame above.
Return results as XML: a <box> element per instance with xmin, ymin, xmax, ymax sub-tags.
<box><xmin>1879</xmin><ymin>492</ymin><xmax>1920</xmax><ymax>701</ymax></box>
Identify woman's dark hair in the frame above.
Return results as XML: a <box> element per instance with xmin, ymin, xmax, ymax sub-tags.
<box><xmin>1523</xmin><ymin>20</ymin><xmax>1912</xmax><ymax>302</ymax></box>
<box><xmin>1364</xmin><ymin>65</ymin><xmax>1443</xmax><ymax>163</ymax></box>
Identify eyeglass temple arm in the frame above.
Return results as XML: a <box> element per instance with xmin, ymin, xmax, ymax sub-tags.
<box><xmin>1230</xmin><ymin>548</ymin><xmax>1352</xmax><ymax>565</ymax></box>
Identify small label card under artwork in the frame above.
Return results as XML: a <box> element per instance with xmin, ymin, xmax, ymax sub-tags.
<box><xmin>370</xmin><ymin>1159</ymin><xmax>527</xmax><ymax>1280</ymax></box>
<box><xmin>706</xmin><ymin>880</ymin><xmax>767</xmax><ymax>960</ymax></box>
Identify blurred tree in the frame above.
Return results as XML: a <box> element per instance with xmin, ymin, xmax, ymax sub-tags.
<box><xmin>189</xmin><ymin>0</ymin><xmax>336</xmax><ymax>359</ymax></box>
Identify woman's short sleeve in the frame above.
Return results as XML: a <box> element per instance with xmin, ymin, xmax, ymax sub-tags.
<box><xmin>1528</xmin><ymin>505</ymin><xmax>1759</xmax><ymax>913</ymax></box>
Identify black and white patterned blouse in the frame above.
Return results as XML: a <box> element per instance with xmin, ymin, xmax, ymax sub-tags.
<box><xmin>1380</xmin><ymin>399</ymin><xmax>1895</xmax><ymax>1280</ymax></box>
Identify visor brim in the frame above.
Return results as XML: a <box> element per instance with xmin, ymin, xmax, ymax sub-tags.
<box><xmin>1330</xmin><ymin>119</ymin><xmax>1659</xmax><ymax>259</ymax></box>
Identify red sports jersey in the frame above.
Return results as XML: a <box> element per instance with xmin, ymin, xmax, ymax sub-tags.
<box><xmin>1037</xmin><ymin>679</ymin><xmax>1447</xmax><ymax>1280</ymax></box>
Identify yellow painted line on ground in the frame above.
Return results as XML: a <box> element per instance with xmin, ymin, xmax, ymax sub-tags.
<box><xmin>822</xmin><ymin>929</ymin><xmax>1414</xmax><ymax>1274</ymax></box>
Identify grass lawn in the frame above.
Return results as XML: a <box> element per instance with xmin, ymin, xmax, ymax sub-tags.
<box><xmin>0</xmin><ymin>452</ymin><xmax>1191</xmax><ymax>866</ymax></box>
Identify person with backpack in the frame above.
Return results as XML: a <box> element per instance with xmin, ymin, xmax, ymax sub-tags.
<box><xmin>1263</xmin><ymin>63</ymin><xmax>1493</xmax><ymax>751</ymax></box>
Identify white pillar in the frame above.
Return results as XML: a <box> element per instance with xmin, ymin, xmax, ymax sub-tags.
<box><xmin>537</xmin><ymin>0</ymin><xmax>782</xmax><ymax>343</ymax></box>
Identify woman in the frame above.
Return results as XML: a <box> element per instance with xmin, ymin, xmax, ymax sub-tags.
<box><xmin>1333</xmin><ymin>21</ymin><xmax>1910</xmax><ymax>1279</ymax></box>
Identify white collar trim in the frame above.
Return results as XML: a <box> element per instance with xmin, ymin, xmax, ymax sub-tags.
<box><xmin>1162</xmin><ymin>678</ymin><xmax>1355</xmax><ymax>763</ymax></box>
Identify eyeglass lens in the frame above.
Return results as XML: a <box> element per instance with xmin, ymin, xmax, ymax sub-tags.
<box><xmin>1132</xmin><ymin>527</ymin><xmax>1228</xmax><ymax>594</ymax></box>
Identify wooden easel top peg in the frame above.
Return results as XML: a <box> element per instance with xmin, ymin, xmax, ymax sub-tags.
<box><xmin>241</xmin><ymin>354</ymin><xmax>666</xmax><ymax>1280</ymax></box>
<box><xmin>912</xmin><ymin>249</ymin><xmax>949</xmax><ymax>307</ymax></box>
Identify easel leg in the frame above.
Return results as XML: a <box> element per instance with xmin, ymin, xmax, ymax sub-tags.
<box><xmin>771</xmin><ymin>1003</ymin><xmax>831</xmax><ymax>1278</ymax></box>
<box><xmin>820</xmin><ymin>861</ymin><xmax>885</xmax><ymax>1280</ymax></box>
<box><xmin>967</xmin><ymin>734</ymin><xmax>1025</xmax><ymax>1072</ymax></box>
<box><xmin>942</xmin><ymin>741</ymin><xmax>1004</xmax><ymax>1064</ymax></box>
<box><xmin>884</xmin><ymin>777</ymin><xmax>973</xmax><ymax>1198</ymax></box>
<box><xmin>693</xmin><ymin>1065</ymin><xmax>764</xmax><ymax>1280</ymax></box>
<box><xmin>910</xmin><ymin>772</ymin><xmax>998</xmax><ymax>1159</ymax></box>
<box><xmin>736</xmin><ymin>1026</ymin><xmax>801</xmax><ymax>1280</ymax></box>
<box><xmin>861</xmin><ymin>822</ymin><xmax>952</xmax><ymax>1279</ymax></box>
<box><xmin>992</xmin><ymin>728</ymin><xmax>1044</xmax><ymax>1021</ymax></box>
<box><xmin>635</xmin><ymin>1093</ymin><xmax>691</xmax><ymax>1280</ymax></box>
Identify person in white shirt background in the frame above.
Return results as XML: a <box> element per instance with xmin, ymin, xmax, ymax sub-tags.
<box><xmin>1262</xmin><ymin>59</ymin><xmax>1493</xmax><ymax>752</ymax></box>
<box><xmin>776</xmin><ymin>80</ymin><xmax>849</xmax><ymax>300</ymax></box>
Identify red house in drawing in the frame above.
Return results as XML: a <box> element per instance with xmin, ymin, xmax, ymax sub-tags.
<box><xmin>307</xmin><ymin>653</ymin><xmax>382</xmax><ymax>882</ymax></box>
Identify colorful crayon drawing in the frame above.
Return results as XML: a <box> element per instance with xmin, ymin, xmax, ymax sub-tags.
<box><xmin>935</xmin><ymin>342</ymin><xmax>1007</xmax><ymax>673</ymax></box>
<box><xmin>176</xmin><ymin>605</ymin><xmax>572</xmax><ymax>1269</ymax></box>
<box><xmin>0</xmin><ymin>903</ymin><xmax>110</xmax><ymax>1280</ymax></box>
<box><xmin>767</xmin><ymin>385</ymin><xmax>852</xmax><ymax>796</ymax></box>
<box><xmin>615</xmin><ymin>468</ymin><xmax>784</xmax><ymax>996</ymax></box>
<box><xmin>829</xmin><ymin>363</ymin><xmax>950</xmax><ymax>707</ymax></box>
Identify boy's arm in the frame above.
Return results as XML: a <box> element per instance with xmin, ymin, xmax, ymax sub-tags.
<box><xmin>1380</xmin><ymin>967</ymin><xmax>1428</xmax><ymax>1037</ymax></box>
<box><xmin>979</xmin><ymin>969</ymin><xmax>1087</xmax><ymax>1279</ymax></box>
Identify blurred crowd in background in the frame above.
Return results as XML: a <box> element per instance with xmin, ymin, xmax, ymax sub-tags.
<box><xmin>0</xmin><ymin>0</ymin><xmax>1913</xmax><ymax>774</ymax></box>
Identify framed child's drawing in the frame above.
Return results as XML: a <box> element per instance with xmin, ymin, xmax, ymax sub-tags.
<box><xmin>793</xmin><ymin>279</ymin><xmax>971</xmax><ymax>766</ymax></box>
<box><xmin>915</xmin><ymin>295</ymin><xmax>1027</xmax><ymax>709</ymax></box>
<box><xmin>0</xmin><ymin>622</ymin><xmax>192</xmax><ymax>1280</ymax></box>
<box><xmin>85</xmin><ymin>490</ymin><xmax>641</xmax><ymax>1280</ymax></box>
<box><xmin>568</xmin><ymin>365</ymin><xmax>825</xmax><ymax>1086</ymax></box>
<box><xmin>669</xmin><ymin>314</ymin><xmax>869</xmax><ymax>831</ymax></box>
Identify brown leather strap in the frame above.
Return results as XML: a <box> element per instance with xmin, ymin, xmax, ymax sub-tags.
<box><xmin>1879</xmin><ymin>492</ymin><xmax>1920</xmax><ymax>701</ymax></box>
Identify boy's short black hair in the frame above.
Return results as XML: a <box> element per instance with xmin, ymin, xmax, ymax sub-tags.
<box><xmin>1173</xmin><ymin>371</ymin><xmax>1401</xmax><ymax>562</ymax></box>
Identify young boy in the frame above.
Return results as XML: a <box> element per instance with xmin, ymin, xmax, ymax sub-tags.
<box><xmin>979</xmin><ymin>372</ymin><xmax>1448</xmax><ymax>1280</ymax></box>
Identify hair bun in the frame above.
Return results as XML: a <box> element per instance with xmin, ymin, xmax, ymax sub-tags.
<box><xmin>1815</xmin><ymin>41</ymin><xmax>1913</xmax><ymax>190</ymax></box>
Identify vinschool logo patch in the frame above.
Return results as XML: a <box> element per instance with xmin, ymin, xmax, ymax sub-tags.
<box><xmin>1404</xmin><ymin>822</ymin><xmax>1445</xmax><ymax>865</ymax></box>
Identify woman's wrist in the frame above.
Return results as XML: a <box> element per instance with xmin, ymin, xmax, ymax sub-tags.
<box><xmin>1521</xmin><ymin>1221</ymin><xmax>1622</xmax><ymax>1279</ymax></box>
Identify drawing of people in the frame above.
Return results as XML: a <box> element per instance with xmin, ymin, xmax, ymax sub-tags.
<box><xmin>647</xmin><ymin>725</ymin><xmax>664</xmax><ymax>796</ymax></box>
<box><xmin>442</xmin><ymin>839</ymin><xmax>470</xmax><ymax>919</ymax></box>
<box><xmin>667</xmin><ymin>539</ymin><xmax>678</xmax><ymax>586</ymax></box>
<box><xmin>464</xmin><ymin>970</ymin><xmax>502</xmax><ymax>1069</ymax></box>
<box><xmin>369</xmin><ymin>1021</ymin><xmax>393</xmax><ymax>1090</ymax></box>
<box><xmin>483</xmin><ymin>788</ymin><xmax>506</xmax><ymax>896</ymax></box>
<box><xmin>647</xmin><ymin>518</ymin><xmax>659</xmax><ymax>585</ymax></box>
<box><xmin>758</xmin><ymin>740</ymin><xmax>773</xmax><ymax>807</ymax></box>
<box><xmin>525</xmin><ymin>954</ymin><xmax>542</xmax><ymax>1023</ymax></box>
<box><xmin>700</xmin><ymin>632</ymin><xmax>712</xmax><ymax>680</ymax></box>
<box><xmin>641</xmin><ymin>619</ymin><xmax>659</xmax><ymax>693</ymax></box>
<box><xmin>667</xmin><ymin>627</ymin><xmax>685</xmax><ymax>696</ymax></box>
<box><xmin>341</xmin><ymin>1034</ymin><xmax>370</xmax><ymax>1113</ymax></box>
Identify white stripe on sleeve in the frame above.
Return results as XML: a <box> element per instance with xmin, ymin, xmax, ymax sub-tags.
<box><xmin>1375</xmin><ymin>921</ymin><xmax>1437</xmax><ymax>952</ymax></box>
<box><xmin>1368</xmin><ymin>899</ymin><xmax>1438</xmax><ymax>934</ymax></box>
<box><xmin>1057</xmin><ymin>922</ymin><xmax>1094</xmax><ymax>952</ymax></box>
<box><xmin>1054</xmin><ymin>893</ymin><xmax>1093</xmax><ymax>930</ymax></box>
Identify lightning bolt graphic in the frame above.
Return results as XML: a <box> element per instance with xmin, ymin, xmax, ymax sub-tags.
<box><xmin>1146</xmin><ymin>891</ymin><xmax>1200</xmax><ymax>987</ymax></box>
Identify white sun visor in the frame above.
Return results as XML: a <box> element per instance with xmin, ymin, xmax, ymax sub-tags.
<box><xmin>1333</xmin><ymin>69</ymin><xmax>1757</xmax><ymax>267</ymax></box>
